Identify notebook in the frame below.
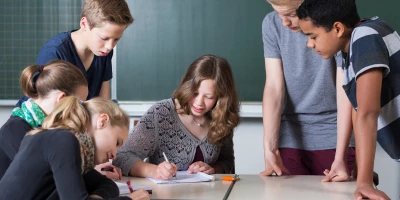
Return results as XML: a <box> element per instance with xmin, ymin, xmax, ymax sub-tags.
<box><xmin>148</xmin><ymin>171</ymin><xmax>215</xmax><ymax>184</ymax></box>
<box><xmin>114</xmin><ymin>181</ymin><xmax>152</xmax><ymax>194</ymax></box>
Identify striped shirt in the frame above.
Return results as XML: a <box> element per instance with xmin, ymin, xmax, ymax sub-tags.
<box><xmin>343</xmin><ymin>17</ymin><xmax>400</xmax><ymax>160</ymax></box>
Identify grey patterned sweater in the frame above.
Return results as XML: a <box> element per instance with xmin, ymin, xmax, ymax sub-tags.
<box><xmin>114</xmin><ymin>99</ymin><xmax>234</xmax><ymax>176</ymax></box>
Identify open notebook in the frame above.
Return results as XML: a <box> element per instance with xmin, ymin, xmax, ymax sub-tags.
<box><xmin>114</xmin><ymin>181</ymin><xmax>152</xmax><ymax>194</ymax></box>
<box><xmin>148</xmin><ymin>171</ymin><xmax>215</xmax><ymax>184</ymax></box>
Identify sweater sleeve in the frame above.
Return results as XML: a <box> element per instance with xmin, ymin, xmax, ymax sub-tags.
<box><xmin>214</xmin><ymin>137</ymin><xmax>235</xmax><ymax>174</ymax></box>
<box><xmin>114</xmin><ymin>104</ymin><xmax>159</xmax><ymax>176</ymax></box>
<box><xmin>0</xmin><ymin>117</ymin><xmax>32</xmax><ymax>160</ymax></box>
<box><xmin>46</xmin><ymin>130</ymin><xmax>131</xmax><ymax>200</ymax></box>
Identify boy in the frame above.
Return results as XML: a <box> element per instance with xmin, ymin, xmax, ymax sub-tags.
<box><xmin>297</xmin><ymin>0</ymin><xmax>399</xmax><ymax>199</ymax></box>
<box><xmin>260</xmin><ymin>0</ymin><xmax>355</xmax><ymax>178</ymax></box>
<box><xmin>16</xmin><ymin>0</ymin><xmax>133</xmax><ymax>106</ymax></box>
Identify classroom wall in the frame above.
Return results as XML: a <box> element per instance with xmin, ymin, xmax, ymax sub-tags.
<box><xmin>0</xmin><ymin>107</ymin><xmax>398</xmax><ymax>199</ymax></box>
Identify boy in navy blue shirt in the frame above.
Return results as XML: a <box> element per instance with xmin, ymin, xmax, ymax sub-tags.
<box><xmin>297</xmin><ymin>0</ymin><xmax>399</xmax><ymax>199</ymax></box>
<box><xmin>16</xmin><ymin>0</ymin><xmax>133</xmax><ymax>106</ymax></box>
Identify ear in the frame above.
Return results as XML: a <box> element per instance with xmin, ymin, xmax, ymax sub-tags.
<box><xmin>80</xmin><ymin>17</ymin><xmax>91</xmax><ymax>31</ymax></box>
<box><xmin>333</xmin><ymin>22</ymin><xmax>346</xmax><ymax>38</ymax></box>
<box><xmin>55</xmin><ymin>92</ymin><xmax>66</xmax><ymax>103</ymax></box>
<box><xmin>96</xmin><ymin>113</ymin><xmax>110</xmax><ymax>130</ymax></box>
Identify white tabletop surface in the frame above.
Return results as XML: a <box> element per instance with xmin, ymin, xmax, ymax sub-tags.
<box><xmin>120</xmin><ymin>174</ymin><xmax>356</xmax><ymax>200</ymax></box>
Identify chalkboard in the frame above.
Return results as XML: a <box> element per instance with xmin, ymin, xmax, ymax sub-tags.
<box><xmin>2</xmin><ymin>0</ymin><xmax>400</xmax><ymax>102</ymax></box>
<box><xmin>116</xmin><ymin>0</ymin><xmax>269</xmax><ymax>102</ymax></box>
<box><xmin>0</xmin><ymin>0</ymin><xmax>82</xmax><ymax>100</ymax></box>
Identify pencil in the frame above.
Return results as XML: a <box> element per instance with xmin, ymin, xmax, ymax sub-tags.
<box><xmin>223</xmin><ymin>174</ymin><xmax>238</xmax><ymax>200</ymax></box>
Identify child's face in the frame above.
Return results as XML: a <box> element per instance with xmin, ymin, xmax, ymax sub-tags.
<box><xmin>299</xmin><ymin>19</ymin><xmax>343</xmax><ymax>59</ymax></box>
<box><xmin>188</xmin><ymin>79</ymin><xmax>217</xmax><ymax>117</ymax></box>
<box><xmin>271</xmin><ymin>4</ymin><xmax>301</xmax><ymax>32</ymax></box>
<box><xmin>90</xmin><ymin>114</ymin><xmax>128</xmax><ymax>164</ymax></box>
<box><xmin>85</xmin><ymin>21</ymin><xmax>127</xmax><ymax>57</ymax></box>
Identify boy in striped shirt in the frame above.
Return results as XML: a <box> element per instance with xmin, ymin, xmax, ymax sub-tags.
<box><xmin>297</xmin><ymin>0</ymin><xmax>399</xmax><ymax>199</ymax></box>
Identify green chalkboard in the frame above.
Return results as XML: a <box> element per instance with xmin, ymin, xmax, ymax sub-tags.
<box><xmin>116</xmin><ymin>0</ymin><xmax>269</xmax><ymax>102</ymax></box>
<box><xmin>0</xmin><ymin>0</ymin><xmax>82</xmax><ymax>100</ymax></box>
<box><xmin>2</xmin><ymin>0</ymin><xmax>400</xmax><ymax>101</ymax></box>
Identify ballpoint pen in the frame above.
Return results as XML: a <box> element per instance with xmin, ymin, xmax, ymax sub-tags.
<box><xmin>162</xmin><ymin>152</ymin><xmax>177</xmax><ymax>179</ymax></box>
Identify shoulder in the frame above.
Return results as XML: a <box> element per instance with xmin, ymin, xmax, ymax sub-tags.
<box><xmin>150</xmin><ymin>99</ymin><xmax>175</xmax><ymax>114</ymax></box>
<box><xmin>36</xmin><ymin>129</ymin><xmax>80</xmax><ymax>149</ymax></box>
<box><xmin>262</xmin><ymin>11</ymin><xmax>280</xmax><ymax>29</ymax></box>
<box><xmin>41</xmin><ymin>31</ymin><xmax>72</xmax><ymax>48</ymax></box>
<box><xmin>0</xmin><ymin>116</ymin><xmax>31</xmax><ymax>137</ymax></box>
<box><xmin>352</xmin><ymin>18</ymin><xmax>393</xmax><ymax>43</ymax></box>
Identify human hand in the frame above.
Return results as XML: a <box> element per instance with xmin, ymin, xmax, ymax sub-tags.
<box><xmin>259</xmin><ymin>149</ymin><xmax>289</xmax><ymax>176</ymax></box>
<box><xmin>94</xmin><ymin>162</ymin><xmax>122</xmax><ymax>180</ymax></box>
<box><xmin>127</xmin><ymin>189</ymin><xmax>150</xmax><ymax>200</ymax></box>
<box><xmin>187</xmin><ymin>161</ymin><xmax>215</xmax><ymax>174</ymax></box>
<box><xmin>354</xmin><ymin>183</ymin><xmax>390</xmax><ymax>200</ymax></box>
<box><xmin>321</xmin><ymin>159</ymin><xmax>350</xmax><ymax>182</ymax></box>
<box><xmin>153</xmin><ymin>161</ymin><xmax>178</xmax><ymax>180</ymax></box>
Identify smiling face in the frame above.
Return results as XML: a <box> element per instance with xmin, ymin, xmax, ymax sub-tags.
<box><xmin>299</xmin><ymin>18</ymin><xmax>346</xmax><ymax>59</ymax></box>
<box><xmin>82</xmin><ymin>18</ymin><xmax>127</xmax><ymax>57</ymax></box>
<box><xmin>89</xmin><ymin>113</ymin><xmax>129</xmax><ymax>164</ymax></box>
<box><xmin>271</xmin><ymin>4</ymin><xmax>301</xmax><ymax>32</ymax></box>
<box><xmin>188</xmin><ymin>79</ymin><xmax>217</xmax><ymax>117</ymax></box>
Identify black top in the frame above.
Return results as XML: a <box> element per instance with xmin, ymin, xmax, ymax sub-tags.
<box><xmin>0</xmin><ymin>129</ymin><xmax>131</xmax><ymax>200</ymax></box>
<box><xmin>0</xmin><ymin>116</ymin><xmax>32</xmax><ymax>180</ymax></box>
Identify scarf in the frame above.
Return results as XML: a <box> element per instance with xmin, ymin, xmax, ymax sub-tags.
<box><xmin>75</xmin><ymin>132</ymin><xmax>95</xmax><ymax>174</ymax></box>
<box><xmin>11</xmin><ymin>98</ymin><xmax>46</xmax><ymax>128</ymax></box>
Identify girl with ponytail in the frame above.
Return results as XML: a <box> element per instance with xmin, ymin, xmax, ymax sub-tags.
<box><xmin>0</xmin><ymin>96</ymin><xmax>149</xmax><ymax>200</ymax></box>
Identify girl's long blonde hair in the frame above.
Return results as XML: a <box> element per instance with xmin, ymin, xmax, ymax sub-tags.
<box><xmin>29</xmin><ymin>96</ymin><xmax>129</xmax><ymax>135</ymax></box>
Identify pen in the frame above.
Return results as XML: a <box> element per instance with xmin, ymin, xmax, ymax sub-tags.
<box><xmin>126</xmin><ymin>180</ymin><xmax>134</xmax><ymax>193</ymax></box>
<box><xmin>223</xmin><ymin>174</ymin><xmax>238</xmax><ymax>200</ymax></box>
<box><xmin>222</xmin><ymin>175</ymin><xmax>240</xmax><ymax>181</ymax></box>
<box><xmin>162</xmin><ymin>152</ymin><xmax>177</xmax><ymax>179</ymax></box>
<box><xmin>101</xmin><ymin>159</ymin><xmax>114</xmax><ymax>172</ymax></box>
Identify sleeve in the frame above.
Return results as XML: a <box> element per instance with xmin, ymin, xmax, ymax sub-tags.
<box><xmin>36</xmin><ymin>46</ymin><xmax>61</xmax><ymax>65</ymax></box>
<box><xmin>114</xmin><ymin>104</ymin><xmax>159</xmax><ymax>176</ymax></box>
<box><xmin>262</xmin><ymin>13</ymin><xmax>281</xmax><ymax>59</ymax></box>
<box><xmin>334</xmin><ymin>51</ymin><xmax>343</xmax><ymax>68</ymax></box>
<box><xmin>103</xmin><ymin>50</ymin><xmax>114</xmax><ymax>81</ymax></box>
<box><xmin>351</xmin><ymin>26</ymin><xmax>390</xmax><ymax>79</ymax></box>
<box><xmin>214</xmin><ymin>137</ymin><xmax>235</xmax><ymax>174</ymax></box>
<box><xmin>0</xmin><ymin>118</ymin><xmax>32</xmax><ymax>161</ymax></box>
<box><xmin>47</xmin><ymin>131</ymin><xmax>131</xmax><ymax>200</ymax></box>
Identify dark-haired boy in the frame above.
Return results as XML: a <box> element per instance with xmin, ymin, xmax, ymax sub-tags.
<box><xmin>297</xmin><ymin>0</ymin><xmax>399</xmax><ymax>199</ymax></box>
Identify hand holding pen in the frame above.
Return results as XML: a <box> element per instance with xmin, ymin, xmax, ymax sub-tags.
<box><xmin>153</xmin><ymin>152</ymin><xmax>178</xmax><ymax>180</ymax></box>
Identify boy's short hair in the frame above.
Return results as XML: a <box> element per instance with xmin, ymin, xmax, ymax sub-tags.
<box><xmin>82</xmin><ymin>0</ymin><xmax>134</xmax><ymax>28</ymax></box>
<box><xmin>296</xmin><ymin>0</ymin><xmax>360</xmax><ymax>31</ymax></box>
<box><xmin>267</xmin><ymin>0</ymin><xmax>303</xmax><ymax>7</ymax></box>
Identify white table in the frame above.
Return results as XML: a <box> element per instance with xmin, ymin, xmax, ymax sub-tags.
<box><xmin>120</xmin><ymin>175</ymin><xmax>356</xmax><ymax>200</ymax></box>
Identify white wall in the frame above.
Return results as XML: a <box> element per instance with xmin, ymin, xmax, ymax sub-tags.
<box><xmin>0</xmin><ymin>107</ymin><xmax>398</xmax><ymax>199</ymax></box>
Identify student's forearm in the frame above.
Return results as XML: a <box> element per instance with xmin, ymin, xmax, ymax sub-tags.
<box><xmin>354</xmin><ymin>111</ymin><xmax>378</xmax><ymax>185</ymax></box>
<box><xmin>262</xmin><ymin>86</ymin><xmax>283</xmax><ymax>152</ymax></box>
<box><xmin>129</xmin><ymin>161</ymin><xmax>158</xmax><ymax>178</ymax></box>
<box><xmin>335</xmin><ymin>79</ymin><xmax>353</xmax><ymax>160</ymax></box>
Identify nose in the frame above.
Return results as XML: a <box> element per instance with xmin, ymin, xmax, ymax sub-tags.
<box><xmin>109</xmin><ymin>150</ymin><xmax>116</xmax><ymax>160</ymax></box>
<box><xmin>282</xmin><ymin>17</ymin><xmax>291</xmax><ymax>27</ymax></box>
<box><xmin>194</xmin><ymin>96</ymin><xmax>204</xmax><ymax>107</ymax></box>
<box><xmin>307</xmin><ymin>38</ymin><xmax>315</xmax><ymax>49</ymax></box>
<box><xmin>105</xmin><ymin>40</ymin><xmax>116</xmax><ymax>52</ymax></box>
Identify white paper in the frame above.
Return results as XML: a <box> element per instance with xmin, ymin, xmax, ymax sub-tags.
<box><xmin>114</xmin><ymin>181</ymin><xmax>152</xmax><ymax>194</ymax></box>
<box><xmin>148</xmin><ymin>171</ymin><xmax>215</xmax><ymax>184</ymax></box>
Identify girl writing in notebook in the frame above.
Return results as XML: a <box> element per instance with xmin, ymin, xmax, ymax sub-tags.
<box><xmin>0</xmin><ymin>96</ymin><xmax>149</xmax><ymax>200</ymax></box>
<box><xmin>0</xmin><ymin>60</ymin><xmax>121</xmax><ymax>181</ymax></box>
<box><xmin>114</xmin><ymin>54</ymin><xmax>240</xmax><ymax>180</ymax></box>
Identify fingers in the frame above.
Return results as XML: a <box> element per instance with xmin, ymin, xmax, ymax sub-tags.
<box><xmin>116</xmin><ymin>167</ymin><xmax>122</xmax><ymax>180</ymax></box>
<box><xmin>353</xmin><ymin>191</ymin><xmax>363</xmax><ymax>200</ymax></box>
<box><xmin>156</xmin><ymin>162</ymin><xmax>177</xmax><ymax>180</ymax></box>
<box><xmin>188</xmin><ymin>162</ymin><xmax>212</xmax><ymax>174</ymax></box>
<box><xmin>128</xmin><ymin>189</ymin><xmax>150</xmax><ymax>200</ymax></box>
